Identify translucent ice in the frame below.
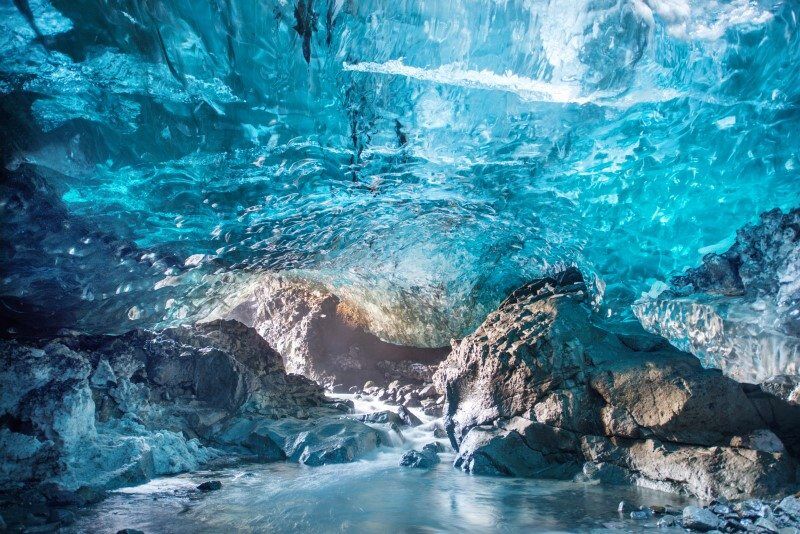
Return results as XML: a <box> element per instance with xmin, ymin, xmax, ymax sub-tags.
<box><xmin>1</xmin><ymin>0</ymin><xmax>799</xmax><ymax>351</ymax></box>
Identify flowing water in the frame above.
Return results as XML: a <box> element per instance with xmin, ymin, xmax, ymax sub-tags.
<box><xmin>71</xmin><ymin>395</ymin><xmax>692</xmax><ymax>533</ymax></box>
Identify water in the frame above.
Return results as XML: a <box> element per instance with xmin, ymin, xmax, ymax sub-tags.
<box><xmin>71</xmin><ymin>395</ymin><xmax>692</xmax><ymax>533</ymax></box>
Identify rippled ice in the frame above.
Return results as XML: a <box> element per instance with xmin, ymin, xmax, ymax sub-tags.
<box><xmin>71</xmin><ymin>395</ymin><xmax>692</xmax><ymax>533</ymax></box>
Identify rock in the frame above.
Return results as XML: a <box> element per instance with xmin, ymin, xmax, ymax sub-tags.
<box><xmin>434</xmin><ymin>268</ymin><xmax>800</xmax><ymax>499</ymax></box>
<box><xmin>777</xmin><ymin>496</ymin><xmax>800</xmax><ymax>518</ymax></box>
<box><xmin>221</xmin><ymin>275</ymin><xmax>448</xmax><ymax>388</ymax></box>
<box><xmin>356</xmin><ymin>411</ymin><xmax>404</xmax><ymax>426</ymax></box>
<box><xmin>710</xmin><ymin>503</ymin><xmax>731</xmax><ymax>515</ymax></box>
<box><xmin>396</xmin><ymin>406</ymin><xmax>423</xmax><ymax>427</ymax></box>
<box><xmin>402</xmin><ymin>396</ymin><xmax>422</xmax><ymax>408</ymax></box>
<box><xmin>630</xmin><ymin>509</ymin><xmax>651</xmax><ymax>520</ymax></box>
<box><xmin>418</xmin><ymin>384</ymin><xmax>437</xmax><ymax>399</ymax></box>
<box><xmin>399</xmin><ymin>443</ymin><xmax>441</xmax><ymax>469</ymax></box>
<box><xmin>657</xmin><ymin>515</ymin><xmax>676</xmax><ymax>527</ymax></box>
<box><xmin>117</xmin><ymin>530</ymin><xmax>145</xmax><ymax>534</ymax></box>
<box><xmin>197</xmin><ymin>480</ymin><xmax>222</xmax><ymax>491</ymax></box>
<box><xmin>421</xmin><ymin>398</ymin><xmax>442</xmax><ymax>417</ymax></box>
<box><xmin>454</xmin><ymin>418</ymin><xmax>581</xmax><ymax>478</ymax></box>
<box><xmin>0</xmin><ymin>320</ymin><xmax>383</xmax><ymax>498</ymax></box>
<box><xmin>363</xmin><ymin>381</ymin><xmax>376</xmax><ymax>390</ymax></box>
<box><xmin>682</xmin><ymin>506</ymin><xmax>722</xmax><ymax>532</ymax></box>
<box><xmin>633</xmin><ymin>208</ymin><xmax>800</xmax><ymax>384</ymax></box>
<box><xmin>754</xmin><ymin>517</ymin><xmax>780</xmax><ymax>532</ymax></box>
<box><xmin>736</xmin><ymin>499</ymin><xmax>770</xmax><ymax>519</ymax></box>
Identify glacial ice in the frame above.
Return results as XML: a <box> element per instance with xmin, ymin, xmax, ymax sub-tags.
<box><xmin>1</xmin><ymin>1</ymin><xmax>799</xmax><ymax>378</ymax></box>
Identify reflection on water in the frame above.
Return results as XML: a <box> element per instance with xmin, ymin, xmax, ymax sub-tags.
<box><xmin>72</xmin><ymin>395</ymin><xmax>693</xmax><ymax>533</ymax></box>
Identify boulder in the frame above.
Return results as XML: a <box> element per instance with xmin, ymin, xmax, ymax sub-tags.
<box><xmin>356</xmin><ymin>411</ymin><xmax>404</xmax><ymax>426</ymax></box>
<box><xmin>399</xmin><ymin>443</ymin><xmax>441</xmax><ymax>469</ymax></box>
<box><xmin>197</xmin><ymin>480</ymin><xmax>222</xmax><ymax>492</ymax></box>
<box><xmin>682</xmin><ymin>506</ymin><xmax>721</xmax><ymax>532</ymax></box>
<box><xmin>418</xmin><ymin>384</ymin><xmax>438</xmax><ymax>399</ymax></box>
<box><xmin>396</xmin><ymin>406</ymin><xmax>423</xmax><ymax>427</ymax></box>
<box><xmin>434</xmin><ymin>268</ymin><xmax>800</xmax><ymax>500</ymax></box>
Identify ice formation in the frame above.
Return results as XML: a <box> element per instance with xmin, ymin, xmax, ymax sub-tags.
<box><xmin>1</xmin><ymin>0</ymin><xmax>799</xmax><ymax>377</ymax></box>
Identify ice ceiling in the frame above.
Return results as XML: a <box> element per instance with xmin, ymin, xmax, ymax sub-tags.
<box><xmin>1</xmin><ymin>0</ymin><xmax>799</xmax><ymax>344</ymax></box>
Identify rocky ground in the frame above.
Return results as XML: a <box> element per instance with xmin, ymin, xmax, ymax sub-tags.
<box><xmin>353</xmin><ymin>379</ymin><xmax>445</xmax><ymax>418</ymax></box>
<box><xmin>0</xmin><ymin>320</ymin><xmax>406</xmax><ymax>531</ymax></box>
<box><xmin>434</xmin><ymin>267</ymin><xmax>800</xmax><ymax>501</ymax></box>
<box><xmin>2</xmin><ymin>261</ymin><xmax>800</xmax><ymax>531</ymax></box>
<box><xmin>614</xmin><ymin>493</ymin><xmax>800</xmax><ymax>532</ymax></box>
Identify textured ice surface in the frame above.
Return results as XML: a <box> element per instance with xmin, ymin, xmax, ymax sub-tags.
<box><xmin>634</xmin><ymin>208</ymin><xmax>800</xmax><ymax>383</ymax></box>
<box><xmin>1</xmin><ymin>0</ymin><xmax>799</xmax><ymax>347</ymax></box>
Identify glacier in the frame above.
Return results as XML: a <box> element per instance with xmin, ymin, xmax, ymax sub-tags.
<box><xmin>3</xmin><ymin>1</ymin><xmax>800</xmax><ymax>528</ymax></box>
<box><xmin>2</xmin><ymin>0</ymin><xmax>800</xmax><ymax>366</ymax></box>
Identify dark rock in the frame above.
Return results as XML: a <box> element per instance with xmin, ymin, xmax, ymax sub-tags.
<box><xmin>682</xmin><ymin>506</ymin><xmax>722</xmax><ymax>531</ymax></box>
<box><xmin>418</xmin><ymin>384</ymin><xmax>437</xmax><ymax>399</ymax></box>
<box><xmin>434</xmin><ymin>268</ymin><xmax>800</xmax><ymax>500</ymax></box>
<box><xmin>402</xmin><ymin>396</ymin><xmax>422</xmax><ymax>408</ymax></box>
<box><xmin>197</xmin><ymin>480</ymin><xmax>222</xmax><ymax>492</ymax></box>
<box><xmin>396</xmin><ymin>406</ymin><xmax>422</xmax><ymax>427</ymax></box>
<box><xmin>356</xmin><ymin>411</ymin><xmax>403</xmax><ymax>426</ymax></box>
<box><xmin>399</xmin><ymin>443</ymin><xmax>441</xmax><ymax>469</ymax></box>
<box><xmin>117</xmin><ymin>529</ymin><xmax>145</xmax><ymax>534</ymax></box>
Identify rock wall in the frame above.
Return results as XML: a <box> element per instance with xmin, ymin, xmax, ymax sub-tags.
<box><xmin>633</xmin><ymin>207</ymin><xmax>800</xmax><ymax>384</ymax></box>
<box><xmin>0</xmin><ymin>320</ymin><xmax>383</xmax><ymax>500</ymax></box>
<box><xmin>434</xmin><ymin>268</ymin><xmax>800</xmax><ymax>500</ymax></box>
<box><xmin>225</xmin><ymin>275</ymin><xmax>449</xmax><ymax>389</ymax></box>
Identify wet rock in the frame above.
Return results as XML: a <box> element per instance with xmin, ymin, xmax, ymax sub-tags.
<box><xmin>402</xmin><ymin>396</ymin><xmax>422</xmax><ymax>408</ymax></box>
<box><xmin>454</xmin><ymin>417</ymin><xmax>581</xmax><ymax>478</ymax></box>
<box><xmin>117</xmin><ymin>529</ymin><xmax>145</xmax><ymax>534</ymax></box>
<box><xmin>434</xmin><ymin>268</ymin><xmax>800</xmax><ymax>499</ymax></box>
<box><xmin>396</xmin><ymin>406</ymin><xmax>422</xmax><ymax>427</ymax></box>
<box><xmin>754</xmin><ymin>517</ymin><xmax>780</xmax><ymax>532</ymax></box>
<box><xmin>0</xmin><ymin>320</ymin><xmax>382</xmax><ymax>498</ymax></box>
<box><xmin>418</xmin><ymin>384</ymin><xmax>437</xmax><ymax>399</ymax></box>
<box><xmin>630</xmin><ymin>509</ymin><xmax>651</xmax><ymax>520</ymax></box>
<box><xmin>682</xmin><ymin>506</ymin><xmax>722</xmax><ymax>532</ymax></box>
<box><xmin>421</xmin><ymin>398</ymin><xmax>442</xmax><ymax>417</ymax></box>
<box><xmin>656</xmin><ymin>515</ymin><xmax>676</xmax><ymax>527</ymax></box>
<box><xmin>357</xmin><ymin>411</ymin><xmax>404</xmax><ymax>426</ymax></box>
<box><xmin>399</xmin><ymin>443</ymin><xmax>441</xmax><ymax>469</ymax></box>
<box><xmin>197</xmin><ymin>480</ymin><xmax>222</xmax><ymax>491</ymax></box>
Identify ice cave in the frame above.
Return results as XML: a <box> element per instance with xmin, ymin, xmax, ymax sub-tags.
<box><xmin>1</xmin><ymin>0</ymin><xmax>800</xmax><ymax>532</ymax></box>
